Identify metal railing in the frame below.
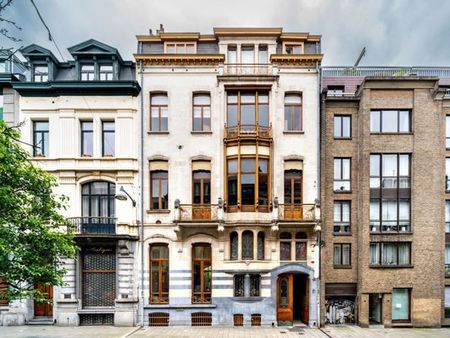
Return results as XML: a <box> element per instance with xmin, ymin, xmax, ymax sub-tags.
<box><xmin>68</xmin><ymin>216</ymin><xmax>116</xmax><ymax>235</ymax></box>
<box><xmin>224</xmin><ymin>124</ymin><xmax>272</xmax><ymax>139</ymax></box>
<box><xmin>276</xmin><ymin>203</ymin><xmax>316</xmax><ymax>221</ymax></box>
<box><xmin>223</xmin><ymin>63</ymin><xmax>273</xmax><ymax>76</ymax></box>
<box><xmin>322</xmin><ymin>66</ymin><xmax>450</xmax><ymax>78</ymax></box>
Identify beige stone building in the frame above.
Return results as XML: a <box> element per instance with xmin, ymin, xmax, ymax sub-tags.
<box><xmin>321</xmin><ymin>68</ymin><xmax>450</xmax><ymax>327</ymax></box>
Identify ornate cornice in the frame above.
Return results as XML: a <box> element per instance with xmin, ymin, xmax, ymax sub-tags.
<box><xmin>134</xmin><ymin>54</ymin><xmax>224</xmax><ymax>66</ymax></box>
<box><xmin>270</xmin><ymin>54</ymin><xmax>323</xmax><ymax>66</ymax></box>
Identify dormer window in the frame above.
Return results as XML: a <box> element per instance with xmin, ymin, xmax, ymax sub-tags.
<box><xmin>99</xmin><ymin>64</ymin><xmax>113</xmax><ymax>81</ymax></box>
<box><xmin>165</xmin><ymin>42</ymin><xmax>196</xmax><ymax>54</ymax></box>
<box><xmin>81</xmin><ymin>64</ymin><xmax>95</xmax><ymax>81</ymax></box>
<box><xmin>284</xmin><ymin>44</ymin><xmax>303</xmax><ymax>55</ymax></box>
<box><xmin>34</xmin><ymin>65</ymin><xmax>48</xmax><ymax>82</ymax></box>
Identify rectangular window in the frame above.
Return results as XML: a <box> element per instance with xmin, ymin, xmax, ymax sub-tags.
<box><xmin>249</xmin><ymin>274</ymin><xmax>260</xmax><ymax>297</ymax></box>
<box><xmin>151</xmin><ymin>171</ymin><xmax>168</xmax><ymax>210</ymax></box>
<box><xmin>81</xmin><ymin>64</ymin><xmax>95</xmax><ymax>81</ymax></box>
<box><xmin>99</xmin><ymin>64</ymin><xmax>113</xmax><ymax>81</ymax></box>
<box><xmin>234</xmin><ymin>274</ymin><xmax>244</xmax><ymax>297</ymax></box>
<box><xmin>226</xmin><ymin>90</ymin><xmax>269</xmax><ymax>130</ymax></box>
<box><xmin>370</xmin><ymin>110</ymin><xmax>411</xmax><ymax>133</ymax></box>
<box><xmin>284</xmin><ymin>93</ymin><xmax>302</xmax><ymax>131</ymax></box>
<box><xmin>233</xmin><ymin>274</ymin><xmax>260</xmax><ymax>297</ymax></box>
<box><xmin>241</xmin><ymin>46</ymin><xmax>254</xmax><ymax>64</ymax></box>
<box><xmin>150</xmin><ymin>245</ymin><xmax>169</xmax><ymax>304</ymax></box>
<box><xmin>0</xmin><ymin>92</ymin><xmax>3</xmax><ymax>121</ymax></box>
<box><xmin>284</xmin><ymin>44</ymin><xmax>303</xmax><ymax>54</ymax></box>
<box><xmin>334</xmin><ymin>115</ymin><xmax>351</xmax><ymax>138</ymax></box>
<box><xmin>447</xmin><ymin>116</ymin><xmax>450</xmax><ymax>148</ymax></box>
<box><xmin>370</xmin><ymin>154</ymin><xmax>411</xmax><ymax>232</ymax></box>
<box><xmin>445</xmin><ymin>287</ymin><xmax>450</xmax><ymax>318</ymax></box>
<box><xmin>102</xmin><ymin>121</ymin><xmax>115</xmax><ymax>157</ymax></box>
<box><xmin>258</xmin><ymin>159</ymin><xmax>269</xmax><ymax>210</ymax></box>
<box><xmin>333</xmin><ymin>243</ymin><xmax>351</xmax><ymax>267</ymax></box>
<box><xmin>150</xmin><ymin>93</ymin><xmax>168</xmax><ymax>132</ymax></box>
<box><xmin>446</xmin><ymin>245</ymin><xmax>450</xmax><ymax>275</ymax></box>
<box><xmin>33</xmin><ymin>121</ymin><xmax>49</xmax><ymax>157</ymax></box>
<box><xmin>192</xmin><ymin>244</ymin><xmax>212</xmax><ymax>304</ymax></box>
<box><xmin>333</xmin><ymin>201</ymin><xmax>351</xmax><ymax>234</ymax></box>
<box><xmin>333</xmin><ymin>158</ymin><xmax>351</xmax><ymax>191</ymax></box>
<box><xmin>192</xmin><ymin>93</ymin><xmax>211</xmax><ymax>132</ymax></box>
<box><xmin>446</xmin><ymin>201</ymin><xmax>450</xmax><ymax>233</ymax></box>
<box><xmin>392</xmin><ymin>288</ymin><xmax>410</xmax><ymax>322</ymax></box>
<box><xmin>447</xmin><ymin>158</ymin><xmax>450</xmax><ymax>191</ymax></box>
<box><xmin>327</xmin><ymin>85</ymin><xmax>345</xmax><ymax>97</ymax></box>
<box><xmin>241</xmin><ymin>158</ymin><xmax>255</xmax><ymax>207</ymax></box>
<box><xmin>284</xmin><ymin>170</ymin><xmax>302</xmax><ymax>205</ymax></box>
<box><xmin>165</xmin><ymin>42</ymin><xmax>196</xmax><ymax>54</ymax></box>
<box><xmin>228</xmin><ymin>45</ymin><xmax>237</xmax><ymax>64</ymax></box>
<box><xmin>34</xmin><ymin>65</ymin><xmax>48</xmax><ymax>82</ymax></box>
<box><xmin>369</xmin><ymin>242</ymin><xmax>411</xmax><ymax>266</ymax></box>
<box><xmin>193</xmin><ymin>171</ymin><xmax>211</xmax><ymax>205</ymax></box>
<box><xmin>80</xmin><ymin>121</ymin><xmax>93</xmax><ymax>156</ymax></box>
<box><xmin>258</xmin><ymin>45</ymin><xmax>268</xmax><ymax>64</ymax></box>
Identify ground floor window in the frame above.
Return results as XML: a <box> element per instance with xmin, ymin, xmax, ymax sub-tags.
<box><xmin>445</xmin><ymin>287</ymin><xmax>450</xmax><ymax>318</ymax></box>
<box><xmin>234</xmin><ymin>273</ymin><xmax>261</xmax><ymax>297</ymax></box>
<box><xmin>391</xmin><ymin>288</ymin><xmax>410</xmax><ymax>322</ymax></box>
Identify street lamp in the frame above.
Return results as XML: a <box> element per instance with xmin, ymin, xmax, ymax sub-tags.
<box><xmin>114</xmin><ymin>186</ymin><xmax>136</xmax><ymax>207</ymax></box>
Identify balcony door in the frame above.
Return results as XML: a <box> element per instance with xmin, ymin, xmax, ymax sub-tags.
<box><xmin>192</xmin><ymin>170</ymin><xmax>211</xmax><ymax>220</ymax></box>
<box><xmin>81</xmin><ymin>181</ymin><xmax>115</xmax><ymax>234</ymax></box>
<box><xmin>284</xmin><ymin>170</ymin><xmax>303</xmax><ymax>219</ymax></box>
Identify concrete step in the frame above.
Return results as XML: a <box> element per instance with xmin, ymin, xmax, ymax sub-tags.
<box><xmin>27</xmin><ymin>317</ymin><xmax>54</xmax><ymax>325</ymax></box>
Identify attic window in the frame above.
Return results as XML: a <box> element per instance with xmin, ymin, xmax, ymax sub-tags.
<box><xmin>328</xmin><ymin>85</ymin><xmax>345</xmax><ymax>97</ymax></box>
<box><xmin>284</xmin><ymin>43</ymin><xmax>303</xmax><ymax>55</ymax></box>
<box><xmin>34</xmin><ymin>65</ymin><xmax>48</xmax><ymax>82</ymax></box>
<box><xmin>100</xmin><ymin>64</ymin><xmax>113</xmax><ymax>81</ymax></box>
<box><xmin>81</xmin><ymin>64</ymin><xmax>95</xmax><ymax>81</ymax></box>
<box><xmin>165</xmin><ymin>42</ymin><xmax>196</xmax><ymax>54</ymax></box>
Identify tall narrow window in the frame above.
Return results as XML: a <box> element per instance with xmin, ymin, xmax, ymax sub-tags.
<box><xmin>333</xmin><ymin>158</ymin><xmax>351</xmax><ymax>191</ymax></box>
<box><xmin>150</xmin><ymin>93</ymin><xmax>168</xmax><ymax>132</ymax></box>
<box><xmin>227</xmin><ymin>159</ymin><xmax>238</xmax><ymax>208</ymax></box>
<box><xmin>33</xmin><ymin>121</ymin><xmax>49</xmax><ymax>157</ymax></box>
<box><xmin>230</xmin><ymin>232</ymin><xmax>238</xmax><ymax>260</ymax></box>
<box><xmin>446</xmin><ymin>244</ymin><xmax>450</xmax><ymax>275</ymax></box>
<box><xmin>99</xmin><ymin>64</ymin><xmax>113</xmax><ymax>81</ymax></box>
<box><xmin>249</xmin><ymin>274</ymin><xmax>261</xmax><ymax>297</ymax></box>
<box><xmin>370</xmin><ymin>110</ymin><xmax>411</xmax><ymax>133</ymax></box>
<box><xmin>280</xmin><ymin>232</ymin><xmax>292</xmax><ymax>261</ymax></box>
<box><xmin>80</xmin><ymin>121</ymin><xmax>93</xmax><ymax>156</ymax></box>
<box><xmin>333</xmin><ymin>201</ymin><xmax>351</xmax><ymax>234</ymax></box>
<box><xmin>240</xmin><ymin>93</ymin><xmax>256</xmax><ymax>129</ymax></box>
<box><xmin>234</xmin><ymin>274</ymin><xmax>244</xmax><ymax>297</ymax></box>
<box><xmin>446</xmin><ymin>158</ymin><xmax>450</xmax><ymax>191</ymax></box>
<box><xmin>102</xmin><ymin>121</ymin><xmax>115</xmax><ymax>157</ymax></box>
<box><xmin>284</xmin><ymin>94</ymin><xmax>302</xmax><ymax>131</ymax></box>
<box><xmin>334</xmin><ymin>115</ymin><xmax>351</xmax><ymax>138</ymax></box>
<box><xmin>446</xmin><ymin>201</ymin><xmax>450</xmax><ymax>233</ymax></box>
<box><xmin>34</xmin><ymin>65</ymin><xmax>48</xmax><ymax>82</ymax></box>
<box><xmin>242</xmin><ymin>231</ymin><xmax>254</xmax><ymax>260</ymax></box>
<box><xmin>0</xmin><ymin>92</ymin><xmax>3</xmax><ymax>121</ymax></box>
<box><xmin>192</xmin><ymin>244</ymin><xmax>212</xmax><ymax>304</ymax></box>
<box><xmin>80</xmin><ymin>64</ymin><xmax>95</xmax><ymax>81</ymax></box>
<box><xmin>257</xmin><ymin>231</ymin><xmax>265</xmax><ymax>260</ymax></box>
<box><xmin>193</xmin><ymin>171</ymin><xmax>211</xmax><ymax>205</ymax></box>
<box><xmin>150</xmin><ymin>244</ymin><xmax>169</xmax><ymax>304</ymax></box>
<box><xmin>258</xmin><ymin>45</ymin><xmax>268</xmax><ymax>64</ymax></box>
<box><xmin>295</xmin><ymin>232</ymin><xmax>307</xmax><ymax>260</ymax></box>
<box><xmin>284</xmin><ymin>170</ymin><xmax>302</xmax><ymax>205</ymax></box>
<box><xmin>370</xmin><ymin>154</ymin><xmax>411</xmax><ymax>232</ymax></box>
<box><xmin>151</xmin><ymin>171</ymin><xmax>168</xmax><ymax>210</ymax></box>
<box><xmin>392</xmin><ymin>289</ymin><xmax>410</xmax><ymax>322</ymax></box>
<box><xmin>333</xmin><ymin>243</ymin><xmax>351</xmax><ymax>267</ymax></box>
<box><xmin>447</xmin><ymin>116</ymin><xmax>450</xmax><ymax>148</ymax></box>
<box><xmin>227</xmin><ymin>45</ymin><xmax>237</xmax><ymax>64</ymax></box>
<box><xmin>241</xmin><ymin>159</ymin><xmax>256</xmax><ymax>208</ymax></box>
<box><xmin>193</xmin><ymin>93</ymin><xmax>211</xmax><ymax>132</ymax></box>
<box><xmin>241</xmin><ymin>46</ymin><xmax>254</xmax><ymax>64</ymax></box>
<box><xmin>258</xmin><ymin>159</ymin><xmax>269</xmax><ymax>210</ymax></box>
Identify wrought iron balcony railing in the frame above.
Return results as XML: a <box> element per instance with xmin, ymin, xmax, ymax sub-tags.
<box><xmin>68</xmin><ymin>216</ymin><xmax>117</xmax><ymax>235</ymax></box>
<box><xmin>223</xmin><ymin>63</ymin><xmax>274</xmax><ymax>76</ymax></box>
<box><xmin>224</xmin><ymin>124</ymin><xmax>272</xmax><ymax>139</ymax></box>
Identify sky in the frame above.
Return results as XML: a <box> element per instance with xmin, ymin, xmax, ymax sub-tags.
<box><xmin>1</xmin><ymin>0</ymin><xmax>450</xmax><ymax>66</ymax></box>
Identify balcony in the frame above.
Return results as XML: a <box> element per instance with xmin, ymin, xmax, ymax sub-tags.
<box><xmin>322</xmin><ymin>66</ymin><xmax>450</xmax><ymax>78</ymax></box>
<box><xmin>224</xmin><ymin>124</ymin><xmax>272</xmax><ymax>140</ymax></box>
<box><xmin>68</xmin><ymin>217</ymin><xmax>116</xmax><ymax>235</ymax></box>
<box><xmin>174</xmin><ymin>202</ymin><xmax>221</xmax><ymax>223</ymax></box>
<box><xmin>223</xmin><ymin>63</ymin><xmax>274</xmax><ymax>76</ymax></box>
<box><xmin>274</xmin><ymin>203</ymin><xmax>317</xmax><ymax>222</ymax></box>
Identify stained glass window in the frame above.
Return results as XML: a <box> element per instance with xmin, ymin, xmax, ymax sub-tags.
<box><xmin>250</xmin><ymin>274</ymin><xmax>260</xmax><ymax>297</ymax></box>
<box><xmin>242</xmin><ymin>231</ymin><xmax>254</xmax><ymax>260</ymax></box>
<box><xmin>257</xmin><ymin>232</ymin><xmax>265</xmax><ymax>260</ymax></box>
<box><xmin>280</xmin><ymin>232</ymin><xmax>292</xmax><ymax>260</ymax></box>
<box><xmin>230</xmin><ymin>232</ymin><xmax>238</xmax><ymax>260</ymax></box>
<box><xmin>234</xmin><ymin>274</ymin><xmax>244</xmax><ymax>297</ymax></box>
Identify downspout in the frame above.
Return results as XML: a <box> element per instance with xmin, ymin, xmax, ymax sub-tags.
<box><xmin>139</xmin><ymin>59</ymin><xmax>145</xmax><ymax>327</ymax></box>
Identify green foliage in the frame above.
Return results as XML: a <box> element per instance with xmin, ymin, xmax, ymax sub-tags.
<box><xmin>0</xmin><ymin>121</ymin><xmax>77</xmax><ymax>302</ymax></box>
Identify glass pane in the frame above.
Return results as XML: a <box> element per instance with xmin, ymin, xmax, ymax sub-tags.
<box><xmin>241</xmin><ymin>47</ymin><xmax>254</xmax><ymax>64</ymax></box>
<box><xmin>334</xmin><ymin>159</ymin><xmax>341</xmax><ymax>179</ymax></box>
<box><xmin>228</xmin><ymin>47</ymin><xmax>237</xmax><ymax>64</ymax></box>
<box><xmin>333</xmin><ymin>245</ymin><xmax>341</xmax><ymax>265</ymax></box>
<box><xmin>230</xmin><ymin>232</ymin><xmax>238</xmax><ymax>260</ymax></box>
<box><xmin>295</xmin><ymin>242</ymin><xmax>307</xmax><ymax>260</ymax></box>
<box><xmin>257</xmin><ymin>233</ymin><xmax>264</xmax><ymax>260</ymax></box>
<box><xmin>342</xmin><ymin>202</ymin><xmax>350</xmax><ymax>221</ymax></box>
<box><xmin>398</xmin><ymin>243</ymin><xmax>410</xmax><ymax>265</ymax></box>
<box><xmin>342</xmin><ymin>116</ymin><xmax>351</xmax><ymax>137</ymax></box>
<box><xmin>334</xmin><ymin>116</ymin><xmax>342</xmax><ymax>137</ymax></box>
<box><xmin>280</xmin><ymin>242</ymin><xmax>291</xmax><ymax>260</ymax></box>
<box><xmin>285</xmin><ymin>94</ymin><xmax>301</xmax><ymax>104</ymax></box>
<box><xmin>258</xmin><ymin>46</ymin><xmax>268</xmax><ymax>64</ymax></box>
<box><xmin>194</xmin><ymin>94</ymin><xmax>210</xmax><ymax>105</ymax></box>
<box><xmin>103</xmin><ymin>131</ymin><xmax>115</xmax><ymax>156</ymax></box>
<box><xmin>193</xmin><ymin>181</ymin><xmax>201</xmax><ymax>204</ymax></box>
<box><xmin>241</xmin><ymin>159</ymin><xmax>255</xmax><ymax>172</ymax></box>
<box><xmin>258</xmin><ymin>105</ymin><xmax>269</xmax><ymax>127</ymax></box>
<box><xmin>370</xmin><ymin>155</ymin><xmax>380</xmax><ymax>176</ymax></box>
<box><xmin>382</xmin><ymin>155</ymin><xmax>397</xmax><ymax>177</ymax></box>
<box><xmin>399</xmin><ymin>111</ymin><xmax>410</xmax><ymax>132</ymax></box>
<box><xmin>293</xmin><ymin>107</ymin><xmax>301</xmax><ymax>130</ymax></box>
<box><xmin>279</xmin><ymin>278</ymin><xmax>289</xmax><ymax>307</ymax></box>
<box><xmin>381</xmin><ymin>111</ymin><xmax>398</xmax><ymax>132</ymax></box>
<box><xmin>241</xmin><ymin>105</ymin><xmax>255</xmax><ymax>126</ymax></box>
<box><xmin>382</xmin><ymin>243</ymin><xmax>397</xmax><ymax>265</ymax></box>
<box><xmin>370</xmin><ymin>111</ymin><xmax>380</xmax><ymax>132</ymax></box>
<box><xmin>186</xmin><ymin>44</ymin><xmax>195</xmax><ymax>54</ymax></box>
<box><xmin>228</xmin><ymin>159</ymin><xmax>238</xmax><ymax>173</ymax></box>
<box><xmin>284</xmin><ymin>176</ymin><xmax>292</xmax><ymax>204</ymax></box>
<box><xmin>399</xmin><ymin>155</ymin><xmax>410</xmax><ymax>176</ymax></box>
<box><xmin>342</xmin><ymin>159</ymin><xmax>350</xmax><ymax>179</ymax></box>
<box><xmin>342</xmin><ymin>244</ymin><xmax>350</xmax><ymax>265</ymax></box>
<box><xmin>234</xmin><ymin>275</ymin><xmax>244</xmax><ymax>297</ymax></box>
<box><xmin>369</xmin><ymin>243</ymin><xmax>379</xmax><ymax>264</ymax></box>
<box><xmin>166</xmin><ymin>45</ymin><xmax>175</xmax><ymax>53</ymax></box>
<box><xmin>392</xmin><ymin>289</ymin><xmax>409</xmax><ymax>321</ymax></box>
<box><xmin>151</xmin><ymin>94</ymin><xmax>168</xmax><ymax>105</ymax></box>
<box><xmin>82</xmin><ymin>130</ymin><xmax>93</xmax><ymax>156</ymax></box>
<box><xmin>284</xmin><ymin>107</ymin><xmax>292</xmax><ymax>130</ymax></box>
<box><xmin>227</xmin><ymin>105</ymin><xmax>238</xmax><ymax>126</ymax></box>
<box><xmin>242</xmin><ymin>231</ymin><xmax>254</xmax><ymax>260</ymax></box>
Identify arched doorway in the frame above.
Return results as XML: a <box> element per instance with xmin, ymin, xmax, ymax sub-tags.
<box><xmin>276</xmin><ymin>273</ymin><xmax>309</xmax><ymax>324</ymax></box>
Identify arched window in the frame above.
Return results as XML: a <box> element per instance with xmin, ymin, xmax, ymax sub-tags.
<box><xmin>242</xmin><ymin>231</ymin><xmax>254</xmax><ymax>260</ymax></box>
<box><xmin>230</xmin><ymin>232</ymin><xmax>238</xmax><ymax>260</ymax></box>
<box><xmin>257</xmin><ymin>232</ymin><xmax>265</xmax><ymax>260</ymax></box>
<box><xmin>280</xmin><ymin>232</ymin><xmax>292</xmax><ymax>261</ymax></box>
<box><xmin>81</xmin><ymin>181</ymin><xmax>115</xmax><ymax>233</ymax></box>
<box><xmin>192</xmin><ymin>244</ymin><xmax>212</xmax><ymax>304</ymax></box>
<box><xmin>295</xmin><ymin>232</ymin><xmax>307</xmax><ymax>260</ymax></box>
<box><xmin>150</xmin><ymin>244</ymin><xmax>169</xmax><ymax>304</ymax></box>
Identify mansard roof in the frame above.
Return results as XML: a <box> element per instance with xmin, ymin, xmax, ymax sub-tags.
<box><xmin>20</xmin><ymin>44</ymin><xmax>60</xmax><ymax>65</ymax></box>
<box><xmin>68</xmin><ymin>39</ymin><xmax>124</xmax><ymax>63</ymax></box>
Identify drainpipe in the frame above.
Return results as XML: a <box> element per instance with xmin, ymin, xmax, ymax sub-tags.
<box><xmin>139</xmin><ymin>60</ymin><xmax>145</xmax><ymax>327</ymax></box>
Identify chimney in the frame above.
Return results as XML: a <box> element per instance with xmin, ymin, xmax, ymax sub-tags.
<box><xmin>160</xmin><ymin>24</ymin><xmax>164</xmax><ymax>33</ymax></box>
<box><xmin>149</xmin><ymin>29</ymin><xmax>153</xmax><ymax>35</ymax></box>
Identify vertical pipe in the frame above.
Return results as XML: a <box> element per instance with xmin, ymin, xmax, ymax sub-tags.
<box><xmin>139</xmin><ymin>60</ymin><xmax>145</xmax><ymax>327</ymax></box>
<box><xmin>316</xmin><ymin>62</ymin><xmax>322</xmax><ymax>328</ymax></box>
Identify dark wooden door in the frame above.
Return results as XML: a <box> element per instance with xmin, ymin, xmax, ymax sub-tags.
<box><xmin>277</xmin><ymin>273</ymin><xmax>293</xmax><ymax>322</ymax></box>
<box><xmin>34</xmin><ymin>283</ymin><xmax>53</xmax><ymax>317</ymax></box>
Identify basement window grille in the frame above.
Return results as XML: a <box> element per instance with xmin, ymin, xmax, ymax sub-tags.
<box><xmin>233</xmin><ymin>314</ymin><xmax>244</xmax><ymax>326</ymax></box>
<box><xmin>79</xmin><ymin>314</ymin><xmax>114</xmax><ymax>326</ymax></box>
<box><xmin>191</xmin><ymin>312</ymin><xmax>212</xmax><ymax>326</ymax></box>
<box><xmin>251</xmin><ymin>313</ymin><xmax>262</xmax><ymax>326</ymax></box>
<box><xmin>149</xmin><ymin>312</ymin><xmax>169</xmax><ymax>326</ymax></box>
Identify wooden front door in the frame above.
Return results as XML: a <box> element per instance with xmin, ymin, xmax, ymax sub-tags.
<box><xmin>34</xmin><ymin>283</ymin><xmax>53</xmax><ymax>317</ymax></box>
<box><xmin>277</xmin><ymin>273</ymin><xmax>293</xmax><ymax>322</ymax></box>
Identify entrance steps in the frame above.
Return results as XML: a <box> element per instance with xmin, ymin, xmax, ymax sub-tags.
<box><xmin>27</xmin><ymin>317</ymin><xmax>54</xmax><ymax>325</ymax></box>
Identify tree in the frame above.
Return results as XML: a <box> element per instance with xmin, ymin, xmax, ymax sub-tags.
<box><xmin>0</xmin><ymin>121</ymin><xmax>77</xmax><ymax>302</ymax></box>
<box><xmin>0</xmin><ymin>0</ymin><xmax>21</xmax><ymax>43</ymax></box>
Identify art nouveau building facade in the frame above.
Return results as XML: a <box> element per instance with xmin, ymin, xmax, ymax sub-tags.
<box><xmin>135</xmin><ymin>28</ymin><xmax>322</xmax><ymax>327</ymax></box>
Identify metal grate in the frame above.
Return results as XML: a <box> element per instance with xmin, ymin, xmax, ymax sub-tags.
<box><xmin>233</xmin><ymin>314</ymin><xmax>244</xmax><ymax>326</ymax></box>
<box><xmin>149</xmin><ymin>312</ymin><xmax>169</xmax><ymax>326</ymax></box>
<box><xmin>191</xmin><ymin>312</ymin><xmax>212</xmax><ymax>326</ymax></box>
<box><xmin>79</xmin><ymin>313</ymin><xmax>114</xmax><ymax>326</ymax></box>
<box><xmin>251</xmin><ymin>314</ymin><xmax>261</xmax><ymax>326</ymax></box>
<box><xmin>0</xmin><ymin>277</ymin><xmax>8</xmax><ymax>305</ymax></box>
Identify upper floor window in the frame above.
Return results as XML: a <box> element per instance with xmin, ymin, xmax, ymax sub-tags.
<box><xmin>333</xmin><ymin>158</ymin><xmax>351</xmax><ymax>192</ymax></box>
<box><xmin>446</xmin><ymin>201</ymin><xmax>450</xmax><ymax>233</ymax></box>
<box><xmin>81</xmin><ymin>181</ymin><xmax>115</xmax><ymax>218</ymax></box>
<box><xmin>258</xmin><ymin>45</ymin><xmax>268</xmax><ymax>64</ymax></box>
<box><xmin>150</xmin><ymin>171</ymin><xmax>168</xmax><ymax>210</ymax></box>
<box><xmin>102</xmin><ymin>121</ymin><xmax>115</xmax><ymax>157</ymax></box>
<box><xmin>446</xmin><ymin>116</ymin><xmax>450</xmax><ymax>148</ymax></box>
<box><xmin>230</xmin><ymin>231</ymin><xmax>238</xmax><ymax>260</ymax></box>
<box><xmin>241</xmin><ymin>46</ymin><xmax>254</xmax><ymax>64</ymax></box>
<box><xmin>34</xmin><ymin>65</ymin><xmax>48</xmax><ymax>82</ymax></box>
<box><xmin>334</xmin><ymin>115</ymin><xmax>351</xmax><ymax>138</ymax></box>
<box><xmin>327</xmin><ymin>85</ymin><xmax>345</xmax><ymax>97</ymax></box>
<box><xmin>334</xmin><ymin>201</ymin><xmax>350</xmax><ymax>234</ymax></box>
<box><xmin>150</xmin><ymin>93</ymin><xmax>168</xmax><ymax>132</ymax></box>
<box><xmin>165</xmin><ymin>42</ymin><xmax>195</xmax><ymax>54</ymax></box>
<box><xmin>192</xmin><ymin>244</ymin><xmax>212</xmax><ymax>304</ymax></box>
<box><xmin>284</xmin><ymin>93</ymin><xmax>302</xmax><ymax>131</ymax></box>
<box><xmin>193</xmin><ymin>93</ymin><xmax>211</xmax><ymax>132</ymax></box>
<box><xmin>284</xmin><ymin>44</ymin><xmax>303</xmax><ymax>54</ymax></box>
<box><xmin>284</xmin><ymin>169</ymin><xmax>302</xmax><ymax>206</ymax></box>
<box><xmin>33</xmin><ymin>121</ymin><xmax>49</xmax><ymax>157</ymax></box>
<box><xmin>446</xmin><ymin>158</ymin><xmax>450</xmax><ymax>191</ymax></box>
<box><xmin>99</xmin><ymin>64</ymin><xmax>113</xmax><ymax>81</ymax></box>
<box><xmin>257</xmin><ymin>231</ymin><xmax>265</xmax><ymax>260</ymax></box>
<box><xmin>369</xmin><ymin>242</ymin><xmax>411</xmax><ymax>266</ymax></box>
<box><xmin>370</xmin><ymin>110</ymin><xmax>411</xmax><ymax>133</ymax></box>
<box><xmin>280</xmin><ymin>232</ymin><xmax>307</xmax><ymax>261</ymax></box>
<box><xmin>80</xmin><ymin>64</ymin><xmax>95</xmax><ymax>81</ymax></box>
<box><xmin>227</xmin><ymin>91</ymin><xmax>269</xmax><ymax>129</ymax></box>
<box><xmin>333</xmin><ymin>243</ymin><xmax>351</xmax><ymax>267</ymax></box>
<box><xmin>242</xmin><ymin>230</ymin><xmax>254</xmax><ymax>260</ymax></box>
<box><xmin>227</xmin><ymin>45</ymin><xmax>237</xmax><ymax>64</ymax></box>
<box><xmin>150</xmin><ymin>244</ymin><xmax>169</xmax><ymax>304</ymax></box>
<box><xmin>370</xmin><ymin>154</ymin><xmax>411</xmax><ymax>232</ymax></box>
<box><xmin>193</xmin><ymin>170</ymin><xmax>211</xmax><ymax>205</ymax></box>
<box><xmin>80</xmin><ymin>121</ymin><xmax>93</xmax><ymax>156</ymax></box>
<box><xmin>446</xmin><ymin>245</ymin><xmax>450</xmax><ymax>275</ymax></box>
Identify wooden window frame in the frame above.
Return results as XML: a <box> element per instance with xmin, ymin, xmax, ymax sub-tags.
<box><xmin>101</xmin><ymin>121</ymin><xmax>115</xmax><ymax>157</ymax></box>
<box><xmin>333</xmin><ymin>158</ymin><xmax>351</xmax><ymax>192</ymax></box>
<box><xmin>150</xmin><ymin>92</ymin><xmax>168</xmax><ymax>132</ymax></box>
<box><xmin>192</xmin><ymin>170</ymin><xmax>211</xmax><ymax>205</ymax></box>
<box><xmin>226</xmin><ymin>90</ymin><xmax>270</xmax><ymax>129</ymax></box>
<box><xmin>150</xmin><ymin>170</ymin><xmax>168</xmax><ymax>210</ymax></box>
<box><xmin>333</xmin><ymin>243</ymin><xmax>351</xmax><ymax>267</ymax></box>
<box><xmin>284</xmin><ymin>93</ymin><xmax>303</xmax><ymax>131</ymax></box>
<box><xmin>192</xmin><ymin>93</ymin><xmax>211</xmax><ymax>132</ymax></box>
<box><xmin>164</xmin><ymin>42</ymin><xmax>197</xmax><ymax>54</ymax></box>
<box><xmin>334</xmin><ymin>115</ymin><xmax>352</xmax><ymax>139</ymax></box>
<box><xmin>295</xmin><ymin>232</ymin><xmax>307</xmax><ymax>261</ymax></box>
<box><xmin>33</xmin><ymin>120</ymin><xmax>49</xmax><ymax>157</ymax></box>
<box><xmin>192</xmin><ymin>243</ymin><xmax>212</xmax><ymax>304</ymax></box>
<box><xmin>284</xmin><ymin>170</ymin><xmax>303</xmax><ymax>205</ymax></box>
<box><xmin>80</xmin><ymin>121</ymin><xmax>93</xmax><ymax>157</ymax></box>
<box><xmin>149</xmin><ymin>244</ymin><xmax>169</xmax><ymax>304</ymax></box>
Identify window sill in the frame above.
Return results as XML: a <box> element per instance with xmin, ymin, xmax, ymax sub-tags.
<box><xmin>369</xmin><ymin>231</ymin><xmax>413</xmax><ymax>235</ymax></box>
<box><xmin>144</xmin><ymin>303</ymin><xmax>216</xmax><ymax>309</ymax></box>
<box><xmin>333</xmin><ymin>232</ymin><xmax>352</xmax><ymax>236</ymax></box>
<box><xmin>283</xmin><ymin>130</ymin><xmax>304</xmax><ymax>135</ymax></box>
<box><xmin>370</xmin><ymin>132</ymin><xmax>413</xmax><ymax>135</ymax></box>
<box><xmin>334</xmin><ymin>137</ymin><xmax>352</xmax><ymax>140</ymax></box>
<box><xmin>191</xmin><ymin>131</ymin><xmax>212</xmax><ymax>135</ymax></box>
<box><xmin>147</xmin><ymin>131</ymin><xmax>169</xmax><ymax>135</ymax></box>
<box><xmin>369</xmin><ymin>264</ymin><xmax>413</xmax><ymax>269</ymax></box>
<box><xmin>146</xmin><ymin>209</ymin><xmax>171</xmax><ymax>214</ymax></box>
<box><xmin>333</xmin><ymin>190</ymin><xmax>352</xmax><ymax>194</ymax></box>
<box><xmin>231</xmin><ymin>297</ymin><xmax>263</xmax><ymax>303</ymax></box>
<box><xmin>333</xmin><ymin>265</ymin><xmax>352</xmax><ymax>269</ymax></box>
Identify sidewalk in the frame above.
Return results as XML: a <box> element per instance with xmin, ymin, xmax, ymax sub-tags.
<box><xmin>0</xmin><ymin>326</ymin><xmax>136</xmax><ymax>338</ymax></box>
<box><xmin>321</xmin><ymin>325</ymin><xmax>450</xmax><ymax>338</ymax></box>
